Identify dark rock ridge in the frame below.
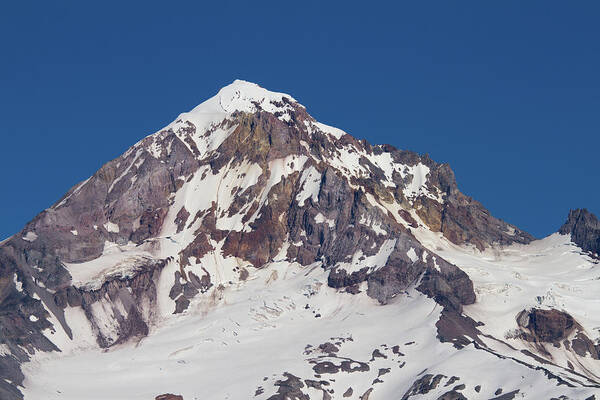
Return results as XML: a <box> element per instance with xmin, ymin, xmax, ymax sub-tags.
<box><xmin>413</xmin><ymin>166</ymin><xmax>533</xmax><ymax>251</ymax></box>
<box><xmin>559</xmin><ymin>209</ymin><xmax>600</xmax><ymax>258</ymax></box>
<box><xmin>0</xmin><ymin>80</ymin><xmax>540</xmax><ymax>399</ymax></box>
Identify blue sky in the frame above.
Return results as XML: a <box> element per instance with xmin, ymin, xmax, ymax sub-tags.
<box><xmin>1</xmin><ymin>1</ymin><xmax>598</xmax><ymax>239</ymax></box>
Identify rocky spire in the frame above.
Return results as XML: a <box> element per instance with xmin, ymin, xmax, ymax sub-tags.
<box><xmin>559</xmin><ymin>208</ymin><xmax>600</xmax><ymax>257</ymax></box>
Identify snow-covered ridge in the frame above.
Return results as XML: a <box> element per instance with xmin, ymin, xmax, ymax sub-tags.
<box><xmin>179</xmin><ymin>79</ymin><xmax>299</xmax><ymax>119</ymax></box>
<box><xmin>141</xmin><ymin>80</ymin><xmax>306</xmax><ymax>162</ymax></box>
<box><xmin>166</xmin><ymin>79</ymin><xmax>300</xmax><ymax>137</ymax></box>
<box><xmin>211</xmin><ymin>79</ymin><xmax>300</xmax><ymax>113</ymax></box>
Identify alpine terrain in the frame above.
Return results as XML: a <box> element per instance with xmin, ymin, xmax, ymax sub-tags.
<box><xmin>1</xmin><ymin>80</ymin><xmax>599</xmax><ymax>400</ymax></box>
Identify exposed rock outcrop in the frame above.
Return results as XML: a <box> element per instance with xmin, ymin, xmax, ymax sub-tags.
<box><xmin>517</xmin><ymin>308</ymin><xmax>575</xmax><ymax>343</ymax></box>
<box><xmin>155</xmin><ymin>394</ymin><xmax>184</xmax><ymax>400</ymax></box>
<box><xmin>559</xmin><ymin>209</ymin><xmax>600</xmax><ymax>258</ymax></box>
<box><xmin>516</xmin><ymin>308</ymin><xmax>600</xmax><ymax>362</ymax></box>
<box><xmin>414</xmin><ymin>163</ymin><xmax>533</xmax><ymax>250</ymax></box>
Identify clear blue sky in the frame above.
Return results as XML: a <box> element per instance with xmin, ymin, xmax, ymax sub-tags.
<box><xmin>1</xmin><ymin>1</ymin><xmax>598</xmax><ymax>240</ymax></box>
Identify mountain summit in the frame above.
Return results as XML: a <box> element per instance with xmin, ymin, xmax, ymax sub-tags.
<box><xmin>1</xmin><ymin>81</ymin><xmax>598</xmax><ymax>399</ymax></box>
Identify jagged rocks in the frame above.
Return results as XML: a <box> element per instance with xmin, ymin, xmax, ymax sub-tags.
<box><xmin>560</xmin><ymin>209</ymin><xmax>600</xmax><ymax>258</ymax></box>
<box><xmin>130</xmin><ymin>207</ymin><xmax>168</xmax><ymax>244</ymax></box>
<box><xmin>413</xmin><ymin>162</ymin><xmax>533</xmax><ymax>251</ymax></box>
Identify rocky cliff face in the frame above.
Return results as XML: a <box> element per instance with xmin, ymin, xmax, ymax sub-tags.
<box><xmin>0</xmin><ymin>81</ymin><xmax>595</xmax><ymax>400</ymax></box>
<box><xmin>560</xmin><ymin>209</ymin><xmax>600</xmax><ymax>258</ymax></box>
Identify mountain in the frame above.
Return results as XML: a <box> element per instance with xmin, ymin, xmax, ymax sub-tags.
<box><xmin>1</xmin><ymin>80</ymin><xmax>599</xmax><ymax>400</ymax></box>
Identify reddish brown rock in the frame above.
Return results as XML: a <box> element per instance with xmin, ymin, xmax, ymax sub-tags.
<box><xmin>155</xmin><ymin>394</ymin><xmax>183</xmax><ymax>400</ymax></box>
<box><xmin>267</xmin><ymin>372</ymin><xmax>309</xmax><ymax>400</ymax></box>
<box><xmin>517</xmin><ymin>308</ymin><xmax>575</xmax><ymax>343</ymax></box>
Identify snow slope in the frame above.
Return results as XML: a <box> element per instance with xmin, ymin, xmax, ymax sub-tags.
<box><xmin>415</xmin><ymin>228</ymin><xmax>600</xmax><ymax>386</ymax></box>
<box><xmin>22</xmin><ymin>258</ymin><xmax>598</xmax><ymax>399</ymax></box>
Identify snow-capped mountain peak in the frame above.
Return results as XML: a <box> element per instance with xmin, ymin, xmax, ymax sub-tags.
<box><xmin>1</xmin><ymin>81</ymin><xmax>598</xmax><ymax>400</ymax></box>
<box><xmin>213</xmin><ymin>79</ymin><xmax>299</xmax><ymax>112</ymax></box>
<box><xmin>185</xmin><ymin>79</ymin><xmax>299</xmax><ymax>117</ymax></box>
<box><xmin>168</xmin><ymin>79</ymin><xmax>299</xmax><ymax>134</ymax></box>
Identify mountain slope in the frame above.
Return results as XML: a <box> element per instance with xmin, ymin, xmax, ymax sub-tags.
<box><xmin>0</xmin><ymin>80</ymin><xmax>598</xmax><ymax>400</ymax></box>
